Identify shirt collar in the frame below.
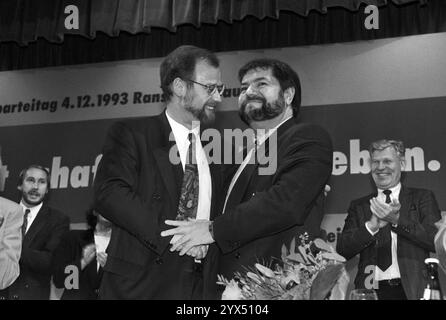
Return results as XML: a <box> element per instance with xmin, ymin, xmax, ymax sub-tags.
<box><xmin>165</xmin><ymin>110</ymin><xmax>200</xmax><ymax>142</ymax></box>
<box><xmin>256</xmin><ymin>114</ymin><xmax>293</xmax><ymax>146</ymax></box>
<box><xmin>377</xmin><ymin>182</ymin><xmax>401</xmax><ymax>196</ymax></box>
<box><xmin>20</xmin><ymin>200</ymin><xmax>43</xmax><ymax>217</ymax></box>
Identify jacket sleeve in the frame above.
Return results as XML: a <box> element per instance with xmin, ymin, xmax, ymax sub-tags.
<box><xmin>213</xmin><ymin>124</ymin><xmax>333</xmax><ymax>253</ymax></box>
<box><xmin>392</xmin><ymin>190</ymin><xmax>441</xmax><ymax>252</ymax></box>
<box><xmin>336</xmin><ymin>201</ymin><xmax>376</xmax><ymax>261</ymax></box>
<box><xmin>0</xmin><ymin>204</ymin><xmax>23</xmax><ymax>290</ymax></box>
<box><xmin>51</xmin><ymin>232</ymin><xmax>85</xmax><ymax>289</ymax></box>
<box><xmin>94</xmin><ymin>122</ymin><xmax>162</xmax><ymax>249</ymax></box>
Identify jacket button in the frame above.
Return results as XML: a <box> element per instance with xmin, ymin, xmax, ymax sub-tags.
<box><xmin>156</xmin><ymin>257</ymin><xmax>163</xmax><ymax>265</ymax></box>
<box><xmin>235</xmin><ymin>252</ymin><xmax>241</xmax><ymax>259</ymax></box>
<box><xmin>152</xmin><ymin>193</ymin><xmax>161</xmax><ymax>200</ymax></box>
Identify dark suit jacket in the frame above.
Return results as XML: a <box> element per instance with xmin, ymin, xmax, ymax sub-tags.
<box><xmin>94</xmin><ymin>112</ymin><xmax>221</xmax><ymax>300</ymax></box>
<box><xmin>52</xmin><ymin>229</ymin><xmax>103</xmax><ymax>300</ymax></box>
<box><xmin>0</xmin><ymin>205</ymin><xmax>70</xmax><ymax>300</ymax></box>
<box><xmin>337</xmin><ymin>187</ymin><xmax>441</xmax><ymax>300</ymax></box>
<box><xmin>213</xmin><ymin>118</ymin><xmax>333</xmax><ymax>282</ymax></box>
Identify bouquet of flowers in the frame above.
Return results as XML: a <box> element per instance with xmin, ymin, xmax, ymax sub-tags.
<box><xmin>217</xmin><ymin>233</ymin><xmax>349</xmax><ymax>300</ymax></box>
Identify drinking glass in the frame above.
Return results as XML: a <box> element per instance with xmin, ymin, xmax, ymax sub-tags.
<box><xmin>349</xmin><ymin>289</ymin><xmax>378</xmax><ymax>300</ymax></box>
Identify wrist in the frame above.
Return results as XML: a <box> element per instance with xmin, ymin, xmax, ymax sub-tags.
<box><xmin>366</xmin><ymin>221</ymin><xmax>379</xmax><ymax>233</ymax></box>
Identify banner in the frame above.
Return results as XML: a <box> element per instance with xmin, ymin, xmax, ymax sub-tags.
<box><xmin>1</xmin><ymin>95</ymin><xmax>445</xmax><ymax>223</ymax></box>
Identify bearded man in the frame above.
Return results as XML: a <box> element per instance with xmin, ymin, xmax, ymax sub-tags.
<box><xmin>161</xmin><ymin>58</ymin><xmax>333</xmax><ymax>298</ymax></box>
<box><xmin>94</xmin><ymin>45</ymin><xmax>224</xmax><ymax>299</ymax></box>
<box><xmin>0</xmin><ymin>165</ymin><xmax>69</xmax><ymax>300</ymax></box>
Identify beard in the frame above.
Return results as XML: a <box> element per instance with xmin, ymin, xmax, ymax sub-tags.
<box><xmin>239</xmin><ymin>91</ymin><xmax>286</xmax><ymax>125</ymax></box>
<box><xmin>184</xmin><ymin>93</ymin><xmax>216</xmax><ymax>125</ymax></box>
<box><xmin>22</xmin><ymin>190</ymin><xmax>45</xmax><ymax>206</ymax></box>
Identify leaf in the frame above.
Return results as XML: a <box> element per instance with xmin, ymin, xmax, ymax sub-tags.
<box><xmin>321</xmin><ymin>252</ymin><xmax>346</xmax><ymax>262</ymax></box>
<box><xmin>255</xmin><ymin>263</ymin><xmax>275</xmax><ymax>278</ymax></box>
<box><xmin>310</xmin><ymin>264</ymin><xmax>344</xmax><ymax>300</ymax></box>
<box><xmin>329</xmin><ymin>266</ymin><xmax>350</xmax><ymax>300</ymax></box>
<box><xmin>313</xmin><ymin>238</ymin><xmax>333</xmax><ymax>252</ymax></box>
<box><xmin>247</xmin><ymin>272</ymin><xmax>262</xmax><ymax>284</ymax></box>
<box><xmin>286</xmin><ymin>252</ymin><xmax>306</xmax><ymax>264</ymax></box>
<box><xmin>298</xmin><ymin>245</ymin><xmax>309</xmax><ymax>264</ymax></box>
<box><xmin>290</xmin><ymin>237</ymin><xmax>296</xmax><ymax>255</ymax></box>
<box><xmin>281</xmin><ymin>244</ymin><xmax>288</xmax><ymax>260</ymax></box>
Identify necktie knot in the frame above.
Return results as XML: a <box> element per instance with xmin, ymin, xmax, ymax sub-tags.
<box><xmin>383</xmin><ymin>189</ymin><xmax>392</xmax><ymax>204</ymax></box>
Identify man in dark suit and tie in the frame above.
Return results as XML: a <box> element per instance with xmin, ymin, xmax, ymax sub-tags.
<box><xmin>337</xmin><ymin>139</ymin><xmax>441</xmax><ymax>300</ymax></box>
<box><xmin>162</xmin><ymin>58</ymin><xmax>333</xmax><ymax>298</ymax></box>
<box><xmin>94</xmin><ymin>45</ymin><xmax>224</xmax><ymax>299</ymax></box>
<box><xmin>0</xmin><ymin>165</ymin><xmax>70</xmax><ymax>300</ymax></box>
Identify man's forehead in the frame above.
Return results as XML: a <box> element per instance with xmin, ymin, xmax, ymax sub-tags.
<box><xmin>25</xmin><ymin>168</ymin><xmax>48</xmax><ymax>178</ymax></box>
<box><xmin>194</xmin><ymin>60</ymin><xmax>221</xmax><ymax>81</ymax></box>
<box><xmin>241</xmin><ymin>67</ymin><xmax>274</xmax><ymax>82</ymax></box>
<box><xmin>372</xmin><ymin>147</ymin><xmax>399</xmax><ymax>159</ymax></box>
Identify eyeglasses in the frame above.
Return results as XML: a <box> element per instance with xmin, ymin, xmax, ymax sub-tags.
<box><xmin>184</xmin><ymin>79</ymin><xmax>225</xmax><ymax>96</ymax></box>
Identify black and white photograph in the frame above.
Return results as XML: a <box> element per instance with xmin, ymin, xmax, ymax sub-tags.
<box><xmin>0</xmin><ymin>0</ymin><xmax>445</xmax><ymax>308</ymax></box>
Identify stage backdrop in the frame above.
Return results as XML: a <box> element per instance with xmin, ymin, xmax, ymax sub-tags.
<box><xmin>1</xmin><ymin>32</ymin><xmax>445</xmax><ymax>235</ymax></box>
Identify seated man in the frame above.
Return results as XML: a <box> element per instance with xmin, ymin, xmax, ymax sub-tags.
<box><xmin>337</xmin><ymin>139</ymin><xmax>441</xmax><ymax>300</ymax></box>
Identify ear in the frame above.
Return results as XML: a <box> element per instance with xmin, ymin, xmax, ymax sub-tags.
<box><xmin>17</xmin><ymin>185</ymin><xmax>23</xmax><ymax>192</ymax></box>
<box><xmin>172</xmin><ymin>77</ymin><xmax>187</xmax><ymax>98</ymax></box>
<box><xmin>400</xmin><ymin>158</ymin><xmax>406</xmax><ymax>171</ymax></box>
<box><xmin>283</xmin><ymin>87</ymin><xmax>295</xmax><ymax>106</ymax></box>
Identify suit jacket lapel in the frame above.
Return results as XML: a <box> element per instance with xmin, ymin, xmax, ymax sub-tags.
<box><xmin>398</xmin><ymin>186</ymin><xmax>411</xmax><ymax>223</ymax></box>
<box><xmin>23</xmin><ymin>206</ymin><xmax>48</xmax><ymax>246</ymax></box>
<box><xmin>152</xmin><ymin>112</ymin><xmax>183</xmax><ymax>209</ymax></box>
<box><xmin>222</xmin><ymin>118</ymin><xmax>296</xmax><ymax>213</ymax></box>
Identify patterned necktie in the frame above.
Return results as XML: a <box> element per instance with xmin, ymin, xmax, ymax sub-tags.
<box><xmin>377</xmin><ymin>189</ymin><xmax>392</xmax><ymax>271</ymax></box>
<box><xmin>22</xmin><ymin>209</ymin><xmax>30</xmax><ymax>237</ymax></box>
<box><xmin>176</xmin><ymin>133</ymin><xmax>199</xmax><ymax>220</ymax></box>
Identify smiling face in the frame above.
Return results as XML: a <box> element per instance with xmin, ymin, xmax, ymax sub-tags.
<box><xmin>238</xmin><ymin>67</ymin><xmax>287</xmax><ymax>125</ymax></box>
<box><xmin>183</xmin><ymin>60</ymin><xmax>223</xmax><ymax>125</ymax></box>
<box><xmin>371</xmin><ymin>147</ymin><xmax>405</xmax><ymax>189</ymax></box>
<box><xmin>18</xmin><ymin>167</ymin><xmax>49</xmax><ymax>207</ymax></box>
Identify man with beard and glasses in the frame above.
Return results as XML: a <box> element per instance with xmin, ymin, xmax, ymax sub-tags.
<box><xmin>94</xmin><ymin>45</ymin><xmax>224</xmax><ymax>299</ymax></box>
<box><xmin>337</xmin><ymin>140</ymin><xmax>441</xmax><ymax>300</ymax></box>
<box><xmin>0</xmin><ymin>165</ymin><xmax>69</xmax><ymax>300</ymax></box>
<box><xmin>161</xmin><ymin>58</ymin><xmax>333</xmax><ymax>298</ymax></box>
<box><xmin>52</xmin><ymin>207</ymin><xmax>112</xmax><ymax>300</ymax></box>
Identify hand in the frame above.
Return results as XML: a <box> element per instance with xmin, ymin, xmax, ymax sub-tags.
<box><xmin>367</xmin><ymin>213</ymin><xmax>388</xmax><ymax>233</ymax></box>
<box><xmin>97</xmin><ymin>252</ymin><xmax>108</xmax><ymax>268</ymax></box>
<box><xmin>370</xmin><ymin>197</ymin><xmax>401</xmax><ymax>225</ymax></box>
<box><xmin>186</xmin><ymin>245</ymin><xmax>209</xmax><ymax>260</ymax></box>
<box><xmin>81</xmin><ymin>243</ymin><xmax>96</xmax><ymax>270</ymax></box>
<box><xmin>160</xmin><ymin>219</ymin><xmax>214</xmax><ymax>256</ymax></box>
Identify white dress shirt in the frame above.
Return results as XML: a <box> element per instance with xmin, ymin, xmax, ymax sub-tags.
<box><xmin>165</xmin><ymin>110</ymin><xmax>212</xmax><ymax>222</ymax></box>
<box><xmin>94</xmin><ymin>231</ymin><xmax>111</xmax><ymax>271</ymax></box>
<box><xmin>365</xmin><ymin>183</ymin><xmax>402</xmax><ymax>280</ymax></box>
<box><xmin>222</xmin><ymin>115</ymin><xmax>292</xmax><ymax>214</ymax></box>
<box><xmin>20</xmin><ymin>201</ymin><xmax>43</xmax><ymax>234</ymax></box>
